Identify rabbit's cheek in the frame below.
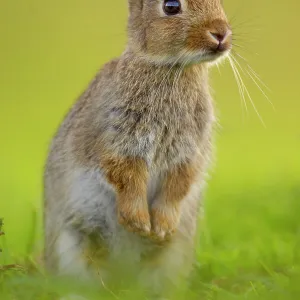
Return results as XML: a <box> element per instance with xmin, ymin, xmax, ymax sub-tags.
<box><xmin>145</xmin><ymin>18</ymin><xmax>186</xmax><ymax>57</ymax></box>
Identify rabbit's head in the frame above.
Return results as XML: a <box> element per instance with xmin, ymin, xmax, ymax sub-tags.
<box><xmin>128</xmin><ymin>0</ymin><xmax>232</xmax><ymax>65</ymax></box>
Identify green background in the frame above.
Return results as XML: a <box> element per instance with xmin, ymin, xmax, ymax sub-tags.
<box><xmin>0</xmin><ymin>0</ymin><xmax>299</xmax><ymax>298</ymax></box>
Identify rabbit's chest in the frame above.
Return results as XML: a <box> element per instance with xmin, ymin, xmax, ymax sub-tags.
<box><xmin>106</xmin><ymin>99</ymin><xmax>211</xmax><ymax>167</ymax></box>
<box><xmin>152</xmin><ymin>117</ymin><xmax>199</xmax><ymax>166</ymax></box>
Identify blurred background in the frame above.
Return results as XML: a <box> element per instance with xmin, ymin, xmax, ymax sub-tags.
<box><xmin>0</xmin><ymin>0</ymin><xmax>299</xmax><ymax>268</ymax></box>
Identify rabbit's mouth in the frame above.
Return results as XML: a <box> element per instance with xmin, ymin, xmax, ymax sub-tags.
<box><xmin>186</xmin><ymin>47</ymin><xmax>231</xmax><ymax>65</ymax></box>
<box><xmin>206</xmin><ymin>46</ymin><xmax>232</xmax><ymax>62</ymax></box>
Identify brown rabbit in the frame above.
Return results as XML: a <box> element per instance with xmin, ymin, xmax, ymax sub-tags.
<box><xmin>44</xmin><ymin>0</ymin><xmax>232</xmax><ymax>296</ymax></box>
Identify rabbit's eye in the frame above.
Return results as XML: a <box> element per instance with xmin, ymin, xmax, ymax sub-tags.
<box><xmin>163</xmin><ymin>0</ymin><xmax>181</xmax><ymax>16</ymax></box>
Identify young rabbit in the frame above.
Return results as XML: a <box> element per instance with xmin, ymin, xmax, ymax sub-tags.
<box><xmin>44</xmin><ymin>0</ymin><xmax>232</xmax><ymax>296</ymax></box>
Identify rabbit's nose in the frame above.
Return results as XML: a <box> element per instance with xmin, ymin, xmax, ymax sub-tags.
<box><xmin>207</xmin><ymin>27</ymin><xmax>232</xmax><ymax>52</ymax></box>
<box><xmin>209</xmin><ymin>30</ymin><xmax>232</xmax><ymax>44</ymax></box>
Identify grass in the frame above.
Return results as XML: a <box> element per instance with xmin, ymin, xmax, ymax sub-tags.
<box><xmin>1</xmin><ymin>180</ymin><xmax>299</xmax><ymax>299</ymax></box>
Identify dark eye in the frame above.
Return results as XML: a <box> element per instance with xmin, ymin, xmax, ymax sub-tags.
<box><xmin>163</xmin><ymin>0</ymin><xmax>181</xmax><ymax>16</ymax></box>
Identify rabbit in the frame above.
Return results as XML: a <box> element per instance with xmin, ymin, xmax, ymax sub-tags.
<box><xmin>44</xmin><ymin>0</ymin><xmax>232</xmax><ymax>297</ymax></box>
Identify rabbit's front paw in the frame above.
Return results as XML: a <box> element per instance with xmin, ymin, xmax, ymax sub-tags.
<box><xmin>118</xmin><ymin>202</ymin><xmax>151</xmax><ymax>237</ymax></box>
<box><xmin>151</xmin><ymin>204</ymin><xmax>180</xmax><ymax>242</ymax></box>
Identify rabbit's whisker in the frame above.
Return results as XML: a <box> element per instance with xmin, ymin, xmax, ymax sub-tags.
<box><xmin>231</xmin><ymin>51</ymin><xmax>274</xmax><ymax>110</ymax></box>
<box><xmin>229</xmin><ymin>54</ymin><xmax>266</xmax><ymax>127</ymax></box>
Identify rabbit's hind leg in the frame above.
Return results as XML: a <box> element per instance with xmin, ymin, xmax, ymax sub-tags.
<box><xmin>55</xmin><ymin>228</ymin><xmax>91</xmax><ymax>279</ymax></box>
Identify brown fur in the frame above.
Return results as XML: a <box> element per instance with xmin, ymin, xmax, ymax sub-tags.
<box><xmin>163</xmin><ymin>161</ymin><xmax>198</xmax><ymax>203</ymax></box>
<box><xmin>101</xmin><ymin>153</ymin><xmax>151</xmax><ymax>235</ymax></box>
<box><xmin>151</xmin><ymin>160</ymin><xmax>198</xmax><ymax>240</ymax></box>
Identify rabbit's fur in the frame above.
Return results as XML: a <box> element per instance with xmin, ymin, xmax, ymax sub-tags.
<box><xmin>44</xmin><ymin>0</ymin><xmax>232</xmax><ymax>296</ymax></box>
